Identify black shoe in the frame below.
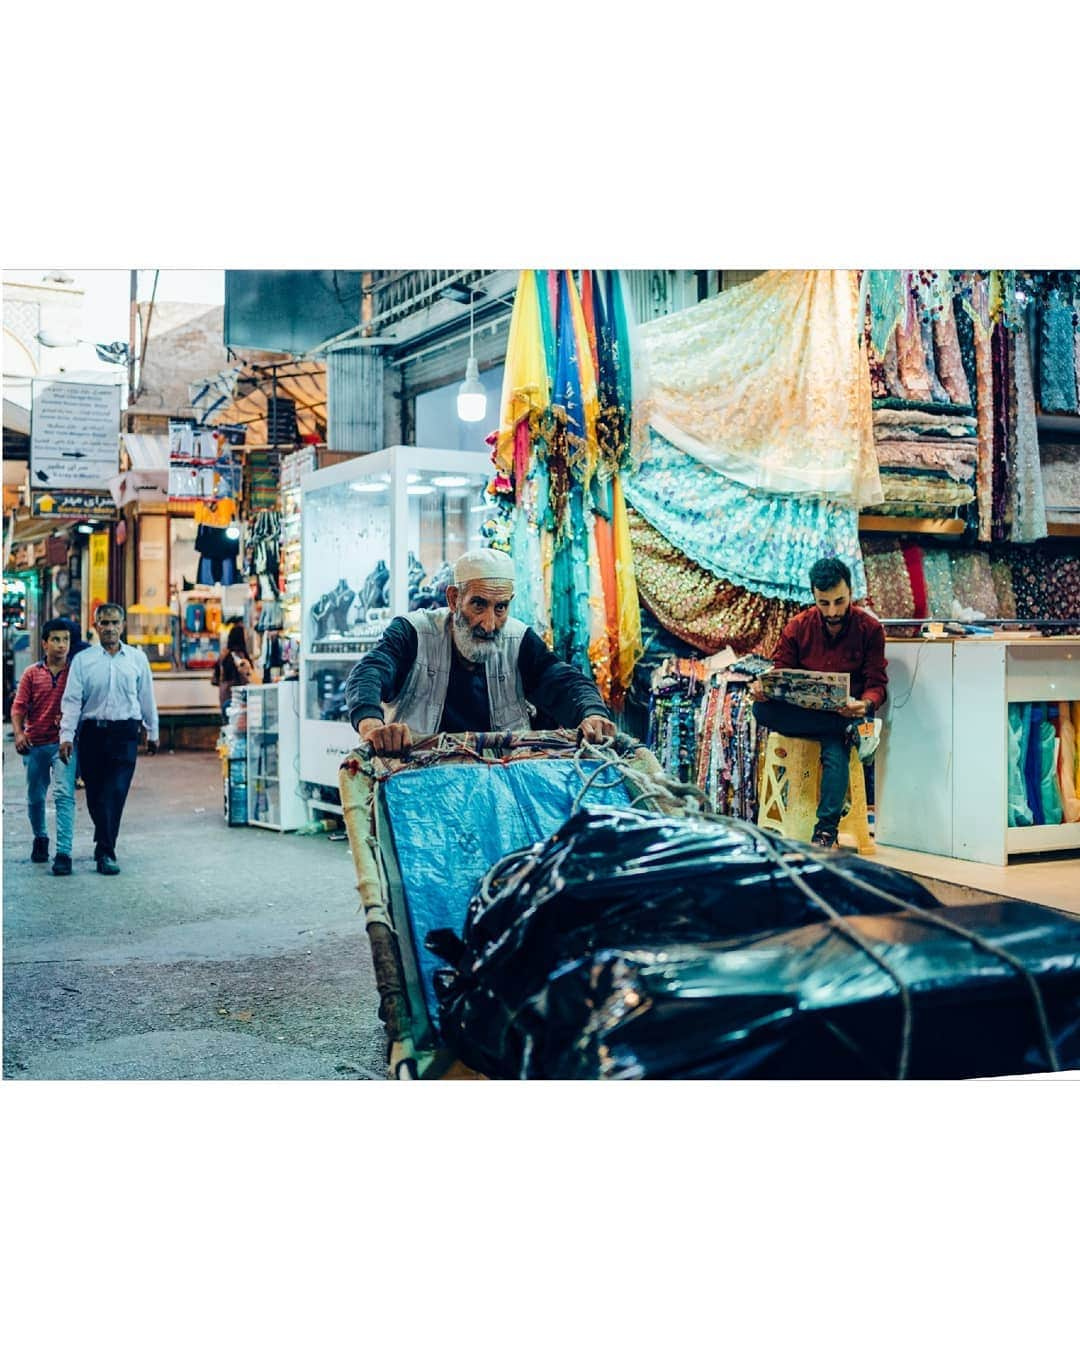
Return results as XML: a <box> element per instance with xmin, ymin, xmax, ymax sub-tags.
<box><xmin>96</xmin><ymin>856</ymin><xmax>121</xmax><ymax>876</ymax></box>
<box><xmin>811</xmin><ymin>827</ymin><xmax>838</xmax><ymax>850</ymax></box>
<box><xmin>31</xmin><ymin>837</ymin><xmax>50</xmax><ymax>863</ymax></box>
<box><xmin>51</xmin><ymin>853</ymin><xmax>72</xmax><ymax>876</ymax></box>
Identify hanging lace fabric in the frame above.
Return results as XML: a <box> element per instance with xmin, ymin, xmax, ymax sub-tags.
<box><xmin>634</xmin><ymin>270</ymin><xmax>881</xmax><ymax>507</ymax></box>
<box><xmin>623</xmin><ymin>427</ymin><xmax>867</xmax><ymax>604</ymax></box>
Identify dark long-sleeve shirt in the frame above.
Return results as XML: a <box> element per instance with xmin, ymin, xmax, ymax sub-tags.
<box><xmin>345</xmin><ymin>617</ymin><xmax>609</xmax><ymax>733</ymax></box>
<box><xmin>771</xmin><ymin>605</ymin><xmax>888</xmax><ymax>712</ymax></box>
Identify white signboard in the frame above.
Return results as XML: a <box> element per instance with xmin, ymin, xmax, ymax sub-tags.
<box><xmin>30</xmin><ymin>379</ymin><xmax>121</xmax><ymax>491</ymax></box>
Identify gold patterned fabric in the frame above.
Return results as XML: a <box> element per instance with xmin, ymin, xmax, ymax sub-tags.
<box><xmin>627</xmin><ymin>508</ymin><xmax>803</xmax><ymax>655</ymax></box>
<box><xmin>634</xmin><ymin>270</ymin><xmax>882</xmax><ymax>507</ymax></box>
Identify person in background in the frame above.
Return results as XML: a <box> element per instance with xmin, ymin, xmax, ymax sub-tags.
<box><xmin>67</xmin><ymin>620</ymin><xmax>91</xmax><ymax>657</ymax></box>
<box><xmin>750</xmin><ymin>557</ymin><xmax>888</xmax><ymax>850</ymax></box>
<box><xmin>11</xmin><ymin>619</ymin><xmax>78</xmax><ymax>876</ymax></box>
<box><xmin>212</xmin><ymin>623</ymin><xmax>257</xmax><ymax>718</ymax></box>
<box><xmin>59</xmin><ymin>603</ymin><xmax>159</xmax><ymax>876</ymax></box>
<box><xmin>345</xmin><ymin>548</ymin><xmax>616</xmax><ymax>755</ymax></box>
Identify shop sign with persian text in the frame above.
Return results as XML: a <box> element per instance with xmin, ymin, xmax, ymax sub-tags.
<box><xmin>32</xmin><ymin>489</ymin><xmax>118</xmax><ymax>520</ymax></box>
<box><xmin>30</xmin><ymin>379</ymin><xmax>121</xmax><ymax>490</ymax></box>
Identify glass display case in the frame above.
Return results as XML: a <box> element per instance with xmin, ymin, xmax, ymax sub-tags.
<box><xmin>221</xmin><ymin>687</ymin><xmax>248</xmax><ymax>826</ymax></box>
<box><xmin>299</xmin><ymin>445</ymin><xmax>493</xmax><ymax>789</ymax></box>
<box><xmin>126</xmin><ymin>605</ymin><xmax>177</xmax><ymax>671</ymax></box>
<box><xmin>247</xmin><ymin>680</ymin><xmax>306</xmax><ymax>831</ymax></box>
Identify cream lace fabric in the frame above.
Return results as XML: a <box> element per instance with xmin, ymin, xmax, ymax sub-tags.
<box><xmin>634</xmin><ymin>270</ymin><xmax>882</xmax><ymax>507</ymax></box>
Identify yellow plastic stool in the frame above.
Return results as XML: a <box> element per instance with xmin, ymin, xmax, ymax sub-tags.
<box><xmin>756</xmin><ymin>732</ymin><xmax>874</xmax><ymax>855</ymax></box>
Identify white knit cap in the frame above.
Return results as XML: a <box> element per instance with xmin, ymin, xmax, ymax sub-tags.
<box><xmin>453</xmin><ymin>548</ymin><xmax>516</xmax><ymax>586</ymax></box>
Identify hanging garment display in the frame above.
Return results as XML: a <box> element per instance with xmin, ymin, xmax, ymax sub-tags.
<box><xmin>246</xmin><ymin>509</ymin><xmax>282</xmax><ymax>598</ymax></box>
<box><xmin>919</xmin><ymin>548</ymin><xmax>954</xmax><ymax>619</ymax></box>
<box><xmin>931</xmin><ymin>292</ymin><xmax>973</xmax><ymax>406</ymax></box>
<box><xmin>495</xmin><ymin>269</ymin><xmax>642</xmax><ymax>704</ymax></box>
<box><xmin>900</xmin><ymin>544</ymin><xmax>929</xmax><ymax>620</ymax></box>
<box><xmin>1008</xmin><ymin>325</ymin><xmax>1048</xmax><ymax>543</ymax></box>
<box><xmin>970</xmin><ymin>276</ymin><xmax>996</xmax><ymax>541</ymax></box>
<box><xmin>1038</xmin><ymin>289</ymin><xmax>1079</xmax><ymax>413</ymax></box>
<box><xmin>915</xmin><ymin>274</ymin><xmax>952</xmax><ymax>405</ymax></box>
<box><xmin>858</xmin><ymin>539</ymin><xmax>916</xmax><ymax>619</ymax></box>
<box><xmin>195</xmin><ymin>524</ymin><xmax>240</xmax><ymax>586</ymax></box>
<box><xmin>695</xmin><ymin>677</ymin><xmax>767</xmax><ymax>821</ymax></box>
<box><xmin>627</xmin><ymin>508</ymin><xmax>802</xmax><ymax>655</ymax></box>
<box><xmin>635</xmin><ymin>269</ymin><xmax>881</xmax><ymax>506</ymax></box>
<box><xmin>991</xmin><ymin>558</ymin><xmax>1019</xmax><ymax>619</ymax></box>
<box><xmin>950</xmin><ymin>551</ymin><xmax>999</xmax><ymax>618</ymax></box>
<box><xmin>1061</xmin><ymin>702</ymin><xmax>1080</xmax><ymax>824</ymax></box>
<box><xmin>623</xmin><ymin>428</ymin><xmax>867</xmax><ymax>605</ymax></box>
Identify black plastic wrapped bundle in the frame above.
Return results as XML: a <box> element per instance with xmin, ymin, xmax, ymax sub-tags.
<box><xmin>431</xmin><ymin>807</ymin><xmax>1080</xmax><ymax>1079</ymax></box>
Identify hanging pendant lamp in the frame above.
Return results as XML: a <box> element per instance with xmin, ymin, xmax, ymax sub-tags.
<box><xmin>456</xmin><ymin>289</ymin><xmax>487</xmax><ymax>423</ymax></box>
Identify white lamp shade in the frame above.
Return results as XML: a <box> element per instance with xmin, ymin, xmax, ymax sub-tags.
<box><xmin>457</xmin><ymin>356</ymin><xmax>487</xmax><ymax>423</ymax></box>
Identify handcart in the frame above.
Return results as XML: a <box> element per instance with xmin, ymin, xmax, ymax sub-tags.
<box><xmin>339</xmin><ymin>729</ymin><xmax>681</xmax><ymax>1079</ymax></box>
<box><xmin>341</xmin><ymin>730</ymin><xmax>1080</xmax><ymax>1080</ymax></box>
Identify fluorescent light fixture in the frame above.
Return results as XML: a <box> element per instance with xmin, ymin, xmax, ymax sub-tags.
<box><xmin>350</xmin><ymin>480</ymin><xmax>388</xmax><ymax>493</ymax></box>
<box><xmin>432</xmin><ymin>475</ymin><xmax>469</xmax><ymax>488</ymax></box>
<box><xmin>75</xmin><ymin>522</ymin><xmax>95</xmax><ymax>534</ymax></box>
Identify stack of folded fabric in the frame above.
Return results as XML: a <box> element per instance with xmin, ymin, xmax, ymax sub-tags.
<box><xmin>871</xmin><ymin>400</ymin><xmax>978</xmax><ymax>519</ymax></box>
<box><xmin>863</xmin><ymin>271</ymin><xmax>978</xmax><ymax>523</ymax></box>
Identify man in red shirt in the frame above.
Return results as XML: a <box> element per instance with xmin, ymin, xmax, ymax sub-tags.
<box><xmin>750</xmin><ymin>557</ymin><xmax>887</xmax><ymax>849</ymax></box>
<box><xmin>11</xmin><ymin>619</ymin><xmax>78</xmax><ymax>875</ymax></box>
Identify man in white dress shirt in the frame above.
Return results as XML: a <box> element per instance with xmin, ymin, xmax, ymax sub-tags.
<box><xmin>59</xmin><ymin>603</ymin><xmax>160</xmax><ymax>875</ymax></box>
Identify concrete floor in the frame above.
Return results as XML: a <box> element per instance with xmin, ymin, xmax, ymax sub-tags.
<box><xmin>2</xmin><ymin>738</ymin><xmax>388</xmax><ymax>1080</ymax></box>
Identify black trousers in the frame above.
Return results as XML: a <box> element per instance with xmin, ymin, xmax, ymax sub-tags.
<box><xmin>76</xmin><ymin>719</ymin><xmax>141</xmax><ymax>859</ymax></box>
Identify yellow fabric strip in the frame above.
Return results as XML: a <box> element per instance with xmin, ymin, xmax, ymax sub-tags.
<box><xmin>494</xmin><ymin>269</ymin><xmax>549</xmax><ymax>475</ymax></box>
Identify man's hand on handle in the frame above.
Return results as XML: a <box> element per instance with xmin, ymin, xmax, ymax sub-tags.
<box><xmin>578</xmin><ymin>715</ymin><xmax>617</xmax><ymax>744</ymax></box>
<box><xmin>359</xmin><ymin>718</ymin><xmax>413</xmax><ymax>757</ymax></box>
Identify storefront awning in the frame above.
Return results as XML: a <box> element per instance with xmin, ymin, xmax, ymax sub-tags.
<box><xmin>9</xmin><ymin>512</ymin><xmax>65</xmax><ymax>546</ymax></box>
<box><xmin>208</xmin><ymin>360</ymin><xmax>326</xmax><ymax>446</ymax></box>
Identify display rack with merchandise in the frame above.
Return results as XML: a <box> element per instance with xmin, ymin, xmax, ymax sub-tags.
<box><xmin>126</xmin><ymin>605</ymin><xmax>176</xmax><ymax>670</ymax></box>
<box><xmin>279</xmin><ymin>446</ymin><xmax>313</xmax><ymax>645</ymax></box>
<box><xmin>298</xmin><ymin>446</ymin><xmax>493</xmax><ymax>792</ymax></box>
<box><xmin>219</xmin><ymin>687</ymin><xmax>248</xmax><ymax>826</ymax></box>
<box><xmin>247</xmin><ymin>680</ymin><xmax>305</xmax><ymax>830</ymax></box>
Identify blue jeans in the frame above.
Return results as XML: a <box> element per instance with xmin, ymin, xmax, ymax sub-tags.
<box><xmin>25</xmin><ymin>742</ymin><xmax>77</xmax><ymax>855</ymax></box>
<box><xmin>752</xmin><ymin>701</ymin><xmax>851</xmax><ymax>834</ymax></box>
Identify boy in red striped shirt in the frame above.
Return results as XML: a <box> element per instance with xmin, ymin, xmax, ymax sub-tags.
<box><xmin>11</xmin><ymin>619</ymin><xmax>78</xmax><ymax>875</ymax></box>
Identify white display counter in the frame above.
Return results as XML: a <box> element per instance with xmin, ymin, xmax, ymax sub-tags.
<box><xmin>877</xmin><ymin>637</ymin><xmax>1080</xmax><ymax>865</ymax></box>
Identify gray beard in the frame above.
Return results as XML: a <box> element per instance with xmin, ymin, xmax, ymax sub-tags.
<box><xmin>452</xmin><ymin>612</ymin><xmax>500</xmax><ymax>664</ymax></box>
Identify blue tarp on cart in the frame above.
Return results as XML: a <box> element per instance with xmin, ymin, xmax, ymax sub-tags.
<box><xmin>382</xmin><ymin>759</ymin><xmax>631</xmax><ymax>1022</ymax></box>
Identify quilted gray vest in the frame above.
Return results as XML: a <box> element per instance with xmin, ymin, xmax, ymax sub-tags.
<box><xmin>388</xmin><ymin>608</ymin><xmax>532</xmax><ymax>735</ymax></box>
